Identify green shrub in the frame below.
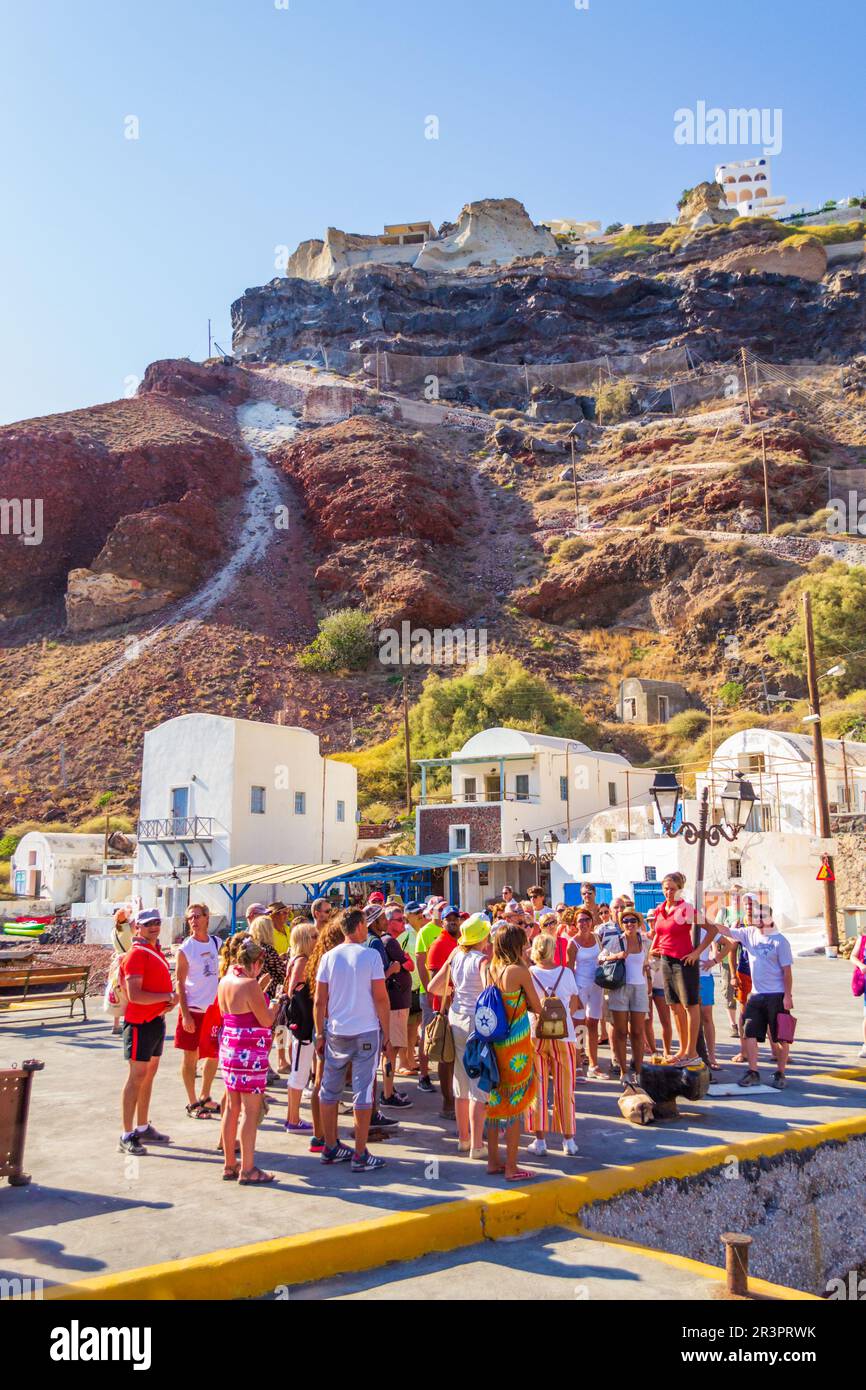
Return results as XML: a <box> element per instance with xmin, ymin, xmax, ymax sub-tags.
<box><xmin>298</xmin><ymin>607</ymin><xmax>375</xmax><ymax>672</ymax></box>
<box><xmin>665</xmin><ymin>708</ymin><xmax>711</xmax><ymax>740</ymax></box>
<box><xmin>595</xmin><ymin>380</ymin><xmax>636</xmax><ymax>424</ymax></box>
<box><xmin>769</xmin><ymin>564</ymin><xmax>866</xmax><ymax>692</ymax></box>
<box><xmin>552</xmin><ymin>536</ymin><xmax>592</xmax><ymax>565</ymax></box>
<box><xmin>359</xmin><ymin>801</ymin><xmax>395</xmax><ymax>824</ymax></box>
<box><xmin>719</xmin><ymin>681</ymin><xmax>745</xmax><ymax>708</ymax></box>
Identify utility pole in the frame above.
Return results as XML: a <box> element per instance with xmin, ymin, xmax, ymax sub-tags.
<box><xmin>207</xmin><ymin>318</ymin><xmax>212</xmax><ymax>360</ymax></box>
<box><xmin>740</xmin><ymin>346</ymin><xmax>753</xmax><ymax>426</ymax></box>
<box><xmin>761</xmin><ymin>429</ymin><xmax>770</xmax><ymax>533</ymax></box>
<box><xmin>667</xmin><ymin>467</ymin><xmax>673</xmax><ymax>527</ymax></box>
<box><xmin>570</xmin><ymin>436</ymin><xmax>580</xmax><ymax>525</ymax></box>
<box><xmin>401</xmin><ymin>671</ymin><xmax>413</xmax><ymax>816</ymax></box>
<box><xmin>803</xmin><ymin>591</ymin><xmax>839</xmax><ymax>949</ymax></box>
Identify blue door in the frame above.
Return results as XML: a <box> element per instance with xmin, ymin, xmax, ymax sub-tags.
<box><xmin>633</xmin><ymin>881</ymin><xmax>664</xmax><ymax>916</ymax></box>
<box><xmin>448</xmin><ymin>867</ymin><xmax>460</xmax><ymax>908</ymax></box>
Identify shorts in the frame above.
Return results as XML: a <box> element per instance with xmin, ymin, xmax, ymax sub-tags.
<box><xmin>449</xmin><ymin>1013</ymin><xmax>487</xmax><ymax>1104</ymax></box>
<box><xmin>287</xmin><ymin>1037</ymin><xmax>315</xmax><ymax>1092</ymax></box>
<box><xmin>174</xmin><ymin>1009</ymin><xmax>207</xmax><ymax>1052</ymax></box>
<box><xmin>608</xmin><ymin>981</ymin><xmax>649</xmax><ymax>1014</ymax></box>
<box><xmin>420</xmin><ymin>993</ymin><xmax>435</xmax><ymax>1031</ymax></box>
<box><xmin>123</xmin><ymin>1016</ymin><xmax>166</xmax><ymax>1063</ymax></box>
<box><xmin>699</xmin><ymin>974</ymin><xmax>715</xmax><ymax>1007</ymax></box>
<box><xmin>661</xmin><ymin>955</ymin><xmax>701</xmax><ymax>1009</ymax></box>
<box><xmin>410</xmin><ymin>988</ymin><xmax>421</xmax><ymax>1016</ymax></box>
<box><xmin>743</xmin><ymin>992</ymin><xmax>787</xmax><ymax>1043</ymax></box>
<box><xmin>720</xmin><ymin>956</ymin><xmax>737</xmax><ymax>1009</ymax></box>
<box><xmin>574</xmin><ymin>981</ymin><xmax>603</xmax><ymax>1021</ymax></box>
<box><xmin>389</xmin><ymin>1008</ymin><xmax>409</xmax><ymax>1049</ymax></box>
<box><xmin>320</xmin><ymin>1031</ymin><xmax>380</xmax><ymax>1110</ymax></box>
<box><xmin>652</xmin><ymin>987</ymin><xmax>666</xmax><ymax>1001</ymax></box>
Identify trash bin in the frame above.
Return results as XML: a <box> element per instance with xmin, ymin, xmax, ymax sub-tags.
<box><xmin>843</xmin><ymin>906</ymin><xmax>866</xmax><ymax>939</ymax></box>
<box><xmin>0</xmin><ymin>1059</ymin><xmax>44</xmax><ymax>1186</ymax></box>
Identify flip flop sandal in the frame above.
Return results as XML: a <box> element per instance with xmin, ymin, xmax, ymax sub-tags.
<box><xmin>506</xmin><ymin>1169</ymin><xmax>536</xmax><ymax>1182</ymax></box>
<box><xmin>186</xmin><ymin>1101</ymin><xmax>205</xmax><ymax>1116</ymax></box>
<box><xmin>195</xmin><ymin>1098</ymin><xmax>221</xmax><ymax>1117</ymax></box>
<box><xmin>222</xmin><ymin>1166</ymin><xmax>240</xmax><ymax>1181</ymax></box>
<box><xmin>238</xmin><ymin>1167</ymin><xmax>276</xmax><ymax>1185</ymax></box>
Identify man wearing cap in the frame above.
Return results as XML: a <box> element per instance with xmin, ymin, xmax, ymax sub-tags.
<box><xmin>425</xmin><ymin>906</ymin><xmax>461</xmax><ymax>1119</ymax></box>
<box><xmin>118</xmin><ymin>909</ymin><xmax>178</xmax><ymax>1155</ymax></box>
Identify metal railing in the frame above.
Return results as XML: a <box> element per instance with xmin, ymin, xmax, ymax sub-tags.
<box><xmin>419</xmin><ymin>793</ymin><xmax>538</xmax><ymax>807</ymax></box>
<box><xmin>136</xmin><ymin>817</ymin><xmax>214</xmax><ymax>842</ymax></box>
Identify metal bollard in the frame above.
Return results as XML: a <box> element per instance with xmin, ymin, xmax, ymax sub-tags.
<box><xmin>721</xmin><ymin>1232</ymin><xmax>753</xmax><ymax>1297</ymax></box>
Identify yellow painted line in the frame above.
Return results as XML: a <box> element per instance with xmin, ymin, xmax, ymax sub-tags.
<box><xmin>568</xmin><ymin>1224</ymin><xmax>820</xmax><ymax>1301</ymax></box>
<box><xmin>814</xmin><ymin>1067</ymin><xmax>866</xmax><ymax>1083</ymax></box>
<box><xmin>45</xmin><ymin>1112</ymin><xmax>866</xmax><ymax>1301</ymax></box>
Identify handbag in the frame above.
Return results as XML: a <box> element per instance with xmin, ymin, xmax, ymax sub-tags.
<box><xmin>595</xmin><ymin>929</ymin><xmax>627</xmax><ymax>991</ymax></box>
<box><xmin>424</xmin><ymin>968</ymin><xmax>455</xmax><ymax>1064</ymax></box>
<box><xmin>774</xmin><ymin>1010</ymin><xmax>797</xmax><ymax>1044</ymax></box>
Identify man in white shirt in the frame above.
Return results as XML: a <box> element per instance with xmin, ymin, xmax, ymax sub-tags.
<box><xmin>315</xmin><ymin>907</ymin><xmax>391</xmax><ymax>1172</ymax></box>
<box><xmin>174</xmin><ymin>903</ymin><xmax>220</xmax><ymax>1116</ymax></box>
<box><xmin>715</xmin><ymin>902</ymin><xmax>794</xmax><ymax>1089</ymax></box>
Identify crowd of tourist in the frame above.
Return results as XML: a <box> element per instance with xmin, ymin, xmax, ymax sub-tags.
<box><xmin>111</xmin><ymin>875</ymin><xmax>805</xmax><ymax>1184</ymax></box>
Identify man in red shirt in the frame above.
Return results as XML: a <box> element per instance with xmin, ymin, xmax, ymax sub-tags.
<box><xmin>118</xmin><ymin>909</ymin><xmax>178</xmax><ymax>1156</ymax></box>
<box><xmin>426</xmin><ymin>905</ymin><xmax>461</xmax><ymax>1119</ymax></box>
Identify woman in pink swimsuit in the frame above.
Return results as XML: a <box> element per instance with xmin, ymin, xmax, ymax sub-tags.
<box><xmin>217</xmin><ymin>936</ymin><xmax>279</xmax><ymax>1184</ymax></box>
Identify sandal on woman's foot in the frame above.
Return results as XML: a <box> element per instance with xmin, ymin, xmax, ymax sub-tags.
<box><xmin>238</xmin><ymin>1167</ymin><xmax>275</xmax><ymax>1185</ymax></box>
<box><xmin>486</xmin><ymin>1165</ymin><xmax>505</xmax><ymax>1175</ymax></box>
<box><xmin>186</xmin><ymin>1101</ymin><xmax>204</xmax><ymax>1116</ymax></box>
<box><xmin>505</xmin><ymin>1169</ymin><xmax>535</xmax><ymax>1182</ymax></box>
<box><xmin>196</xmin><ymin>1097</ymin><xmax>220</xmax><ymax>1117</ymax></box>
<box><xmin>222</xmin><ymin>1165</ymin><xmax>240</xmax><ymax>1181</ymax></box>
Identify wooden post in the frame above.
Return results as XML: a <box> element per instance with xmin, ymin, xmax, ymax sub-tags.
<box><xmin>803</xmin><ymin>591</ymin><xmax>840</xmax><ymax>948</ymax></box>
<box><xmin>741</xmin><ymin>347</ymin><xmax>753</xmax><ymax>425</ymax></box>
<box><xmin>402</xmin><ymin>672</ymin><xmax>412</xmax><ymax>815</ymax></box>
<box><xmin>667</xmin><ymin>467</ymin><xmax>673</xmax><ymax>527</ymax></box>
<box><xmin>571</xmin><ymin>436</ymin><xmax>580</xmax><ymax>525</ymax></box>
<box><xmin>626</xmin><ymin>769</ymin><xmax>632</xmax><ymax>839</ymax></box>
<box><xmin>842</xmin><ymin>737</ymin><xmax>852</xmax><ymax>812</ymax></box>
<box><xmin>761</xmin><ymin>429</ymin><xmax>770</xmax><ymax>533</ymax></box>
<box><xmin>721</xmin><ymin>1232</ymin><xmax>752</xmax><ymax>1297</ymax></box>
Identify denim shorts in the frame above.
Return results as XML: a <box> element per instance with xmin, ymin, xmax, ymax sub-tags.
<box><xmin>699</xmin><ymin>974</ymin><xmax>715</xmax><ymax>1007</ymax></box>
<box><xmin>320</xmin><ymin>1030</ymin><xmax>380</xmax><ymax>1110</ymax></box>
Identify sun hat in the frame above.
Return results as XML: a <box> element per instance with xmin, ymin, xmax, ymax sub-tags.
<box><xmin>385</xmin><ymin>893</ymin><xmax>404</xmax><ymax>908</ymax></box>
<box><xmin>246</xmin><ymin>902</ymin><xmax>268</xmax><ymax>918</ymax></box>
<box><xmin>504</xmin><ymin>900</ymin><xmax>523</xmax><ymax>916</ymax></box>
<box><xmin>365</xmin><ymin>903</ymin><xmax>385</xmax><ymax>926</ymax></box>
<box><xmin>459</xmin><ymin>913</ymin><xmax>491</xmax><ymax>947</ymax></box>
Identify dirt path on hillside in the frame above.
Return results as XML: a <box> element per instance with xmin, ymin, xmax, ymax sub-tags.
<box><xmin>4</xmin><ymin>402</ymin><xmax>302</xmax><ymax>762</ymax></box>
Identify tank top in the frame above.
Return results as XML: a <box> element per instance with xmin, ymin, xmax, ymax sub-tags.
<box><xmin>448</xmin><ymin>949</ymin><xmax>485</xmax><ymax>1020</ymax></box>
<box><xmin>575</xmin><ymin>940</ymin><xmax>600</xmax><ymax>988</ymax></box>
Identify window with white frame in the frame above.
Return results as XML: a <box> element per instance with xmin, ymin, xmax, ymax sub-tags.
<box><xmin>336</xmin><ymin>800</ymin><xmax>345</xmax><ymax>823</ymax></box>
<box><xmin>515</xmin><ymin>774</ymin><xmax>529</xmax><ymax>801</ymax></box>
<box><xmin>560</xmin><ymin>775</ymin><xmax>568</xmax><ymax>801</ymax></box>
<box><xmin>250</xmin><ymin>785</ymin><xmax>266</xmax><ymax>814</ymax></box>
<box><xmin>608</xmin><ymin>782</ymin><xmax>618</xmax><ymax>806</ymax></box>
<box><xmin>644</xmin><ymin>865</ymin><xmax>657</xmax><ymax>881</ymax></box>
<box><xmin>450</xmin><ymin>824</ymin><xmax>470</xmax><ymax>852</ymax></box>
<box><xmin>463</xmin><ymin>777</ymin><xmax>477</xmax><ymax>803</ymax></box>
<box><xmin>581</xmin><ymin>853</ymin><xmax>592</xmax><ymax>873</ymax></box>
<box><xmin>295</xmin><ymin>791</ymin><xmax>306</xmax><ymax>815</ymax></box>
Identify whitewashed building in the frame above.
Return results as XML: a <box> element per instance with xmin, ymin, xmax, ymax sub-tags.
<box><xmin>715</xmin><ymin>157</ymin><xmax>787</xmax><ymax>217</ymax></box>
<box><xmin>551</xmin><ymin>727</ymin><xmax>857</xmax><ymax>933</ymax></box>
<box><xmin>415</xmin><ymin>728</ymin><xmax>655</xmax><ymax>910</ymax></box>
<box><xmin>134</xmin><ymin>714</ymin><xmax>357</xmax><ymax>934</ymax></box>
<box><xmin>11</xmin><ymin>832</ymin><xmax>106</xmax><ymax>908</ymax></box>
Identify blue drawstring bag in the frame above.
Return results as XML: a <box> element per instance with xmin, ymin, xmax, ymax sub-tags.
<box><xmin>474</xmin><ymin>984</ymin><xmax>509</xmax><ymax>1041</ymax></box>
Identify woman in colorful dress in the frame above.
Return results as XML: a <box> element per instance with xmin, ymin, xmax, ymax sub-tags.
<box><xmin>217</xmin><ymin>936</ymin><xmax>279</xmax><ymax>1184</ymax></box>
<box><xmin>485</xmin><ymin>923</ymin><xmax>541</xmax><ymax>1181</ymax></box>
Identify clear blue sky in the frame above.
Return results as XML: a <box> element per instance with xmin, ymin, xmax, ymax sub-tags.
<box><xmin>2</xmin><ymin>0</ymin><xmax>863</xmax><ymax>425</ymax></box>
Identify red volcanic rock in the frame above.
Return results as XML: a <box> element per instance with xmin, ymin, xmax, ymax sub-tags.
<box><xmin>274</xmin><ymin>416</ymin><xmax>475</xmax><ymax>625</ymax></box>
<box><xmin>0</xmin><ymin>385</ymin><xmax>247</xmax><ymax>618</ymax></box>
<box><xmin>139</xmin><ymin>358</ymin><xmax>250</xmax><ymax>406</ymax></box>
<box><xmin>517</xmin><ymin>536</ymin><xmax>699</xmax><ymax>626</ymax></box>
<box><xmin>90</xmin><ymin>490</ymin><xmax>223</xmax><ymax>591</ymax></box>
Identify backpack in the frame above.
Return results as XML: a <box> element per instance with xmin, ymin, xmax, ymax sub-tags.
<box><xmin>474</xmin><ymin>984</ymin><xmax>509</xmax><ymax>1041</ymax></box>
<box><xmin>286</xmin><ymin>981</ymin><xmax>314</xmax><ymax>1044</ymax></box>
<box><xmin>535</xmin><ymin>967</ymin><xmax>569</xmax><ymax>1040</ymax></box>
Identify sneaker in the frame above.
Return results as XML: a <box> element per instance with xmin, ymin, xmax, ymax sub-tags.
<box><xmin>610</xmin><ymin>1064</ymin><xmax>622</xmax><ymax>1079</ymax></box>
<box><xmin>859</xmin><ymin>1046</ymin><xmax>866</xmax><ymax>1059</ymax></box>
<box><xmin>527</xmin><ymin>1137</ymin><xmax>547</xmax><ymax>1156</ymax></box>
<box><xmin>380</xmin><ymin>1092</ymin><xmax>413</xmax><ymax>1109</ymax></box>
<box><xmin>309</xmin><ymin>1136</ymin><xmax>326</xmax><ymax>1153</ymax></box>
<box><xmin>321</xmin><ymin>1142</ymin><xmax>354</xmax><ymax>1164</ymax></box>
<box><xmin>351</xmin><ymin>1149</ymin><xmax>386</xmax><ymax>1172</ymax></box>
<box><xmin>737</xmin><ymin>1069</ymin><xmax>762</xmax><ymax>1088</ymax></box>
<box><xmin>770</xmin><ymin>1071</ymin><xmax>787</xmax><ymax>1090</ymax></box>
<box><xmin>563</xmin><ymin>1138</ymin><xmax>579</xmax><ymax>1157</ymax></box>
<box><xmin>370</xmin><ymin>1109</ymin><xmax>399</xmax><ymax>1128</ymax></box>
<box><xmin>586</xmin><ymin>1066</ymin><xmax>604</xmax><ymax>1080</ymax></box>
<box><xmin>118</xmin><ymin>1134</ymin><xmax>147</xmax><ymax>1156</ymax></box>
<box><xmin>418</xmin><ymin>1076</ymin><xmax>435</xmax><ymax>1093</ymax></box>
<box><xmin>135</xmin><ymin>1123</ymin><xmax>170</xmax><ymax>1144</ymax></box>
<box><xmin>284</xmin><ymin>1119</ymin><xmax>313</xmax><ymax>1133</ymax></box>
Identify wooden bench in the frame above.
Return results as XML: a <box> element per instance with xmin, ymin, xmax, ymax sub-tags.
<box><xmin>0</xmin><ymin>964</ymin><xmax>90</xmax><ymax>1022</ymax></box>
<box><xmin>0</xmin><ymin>1059</ymin><xmax>44</xmax><ymax>1184</ymax></box>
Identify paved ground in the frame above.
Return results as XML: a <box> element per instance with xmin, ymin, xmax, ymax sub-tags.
<box><xmin>1</xmin><ymin>955</ymin><xmax>864</xmax><ymax>1290</ymax></box>
<box><xmin>285</xmin><ymin>1226</ymin><xmax>721</xmax><ymax>1301</ymax></box>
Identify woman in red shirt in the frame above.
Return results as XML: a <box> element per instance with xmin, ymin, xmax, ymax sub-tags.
<box><xmin>649</xmin><ymin>872</ymin><xmax>716</xmax><ymax>1066</ymax></box>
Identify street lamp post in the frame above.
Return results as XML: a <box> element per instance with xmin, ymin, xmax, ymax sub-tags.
<box><xmin>650</xmin><ymin>771</ymin><xmax>756</xmax><ymax>945</ymax></box>
<box><xmin>515</xmin><ymin>829</ymin><xmax>560</xmax><ymax>882</ymax></box>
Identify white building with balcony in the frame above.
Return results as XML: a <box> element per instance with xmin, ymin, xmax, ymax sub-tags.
<box><xmin>715</xmin><ymin>157</ymin><xmax>787</xmax><ymax>217</ymax></box>
<box><xmin>415</xmin><ymin>728</ymin><xmax>655</xmax><ymax>910</ymax></box>
<box><xmin>134</xmin><ymin>713</ymin><xmax>357</xmax><ymax>935</ymax></box>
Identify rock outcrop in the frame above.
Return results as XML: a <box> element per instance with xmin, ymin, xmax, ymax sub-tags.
<box><xmin>677</xmin><ymin>182</ymin><xmax>737</xmax><ymax>229</ymax></box>
<box><xmin>711</xmin><ymin>234</ymin><xmax>828</xmax><ymax>283</ymax></box>
<box><xmin>271</xmin><ymin>416</ymin><xmax>476</xmax><ymax>626</ymax></box>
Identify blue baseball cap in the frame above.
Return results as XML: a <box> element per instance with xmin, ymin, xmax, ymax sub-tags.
<box><xmin>135</xmin><ymin>909</ymin><xmax>161</xmax><ymax>926</ymax></box>
<box><xmin>405</xmin><ymin>901</ymin><xmax>423</xmax><ymax>913</ymax></box>
<box><xmin>441</xmin><ymin>904</ymin><xmax>459</xmax><ymax>918</ymax></box>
